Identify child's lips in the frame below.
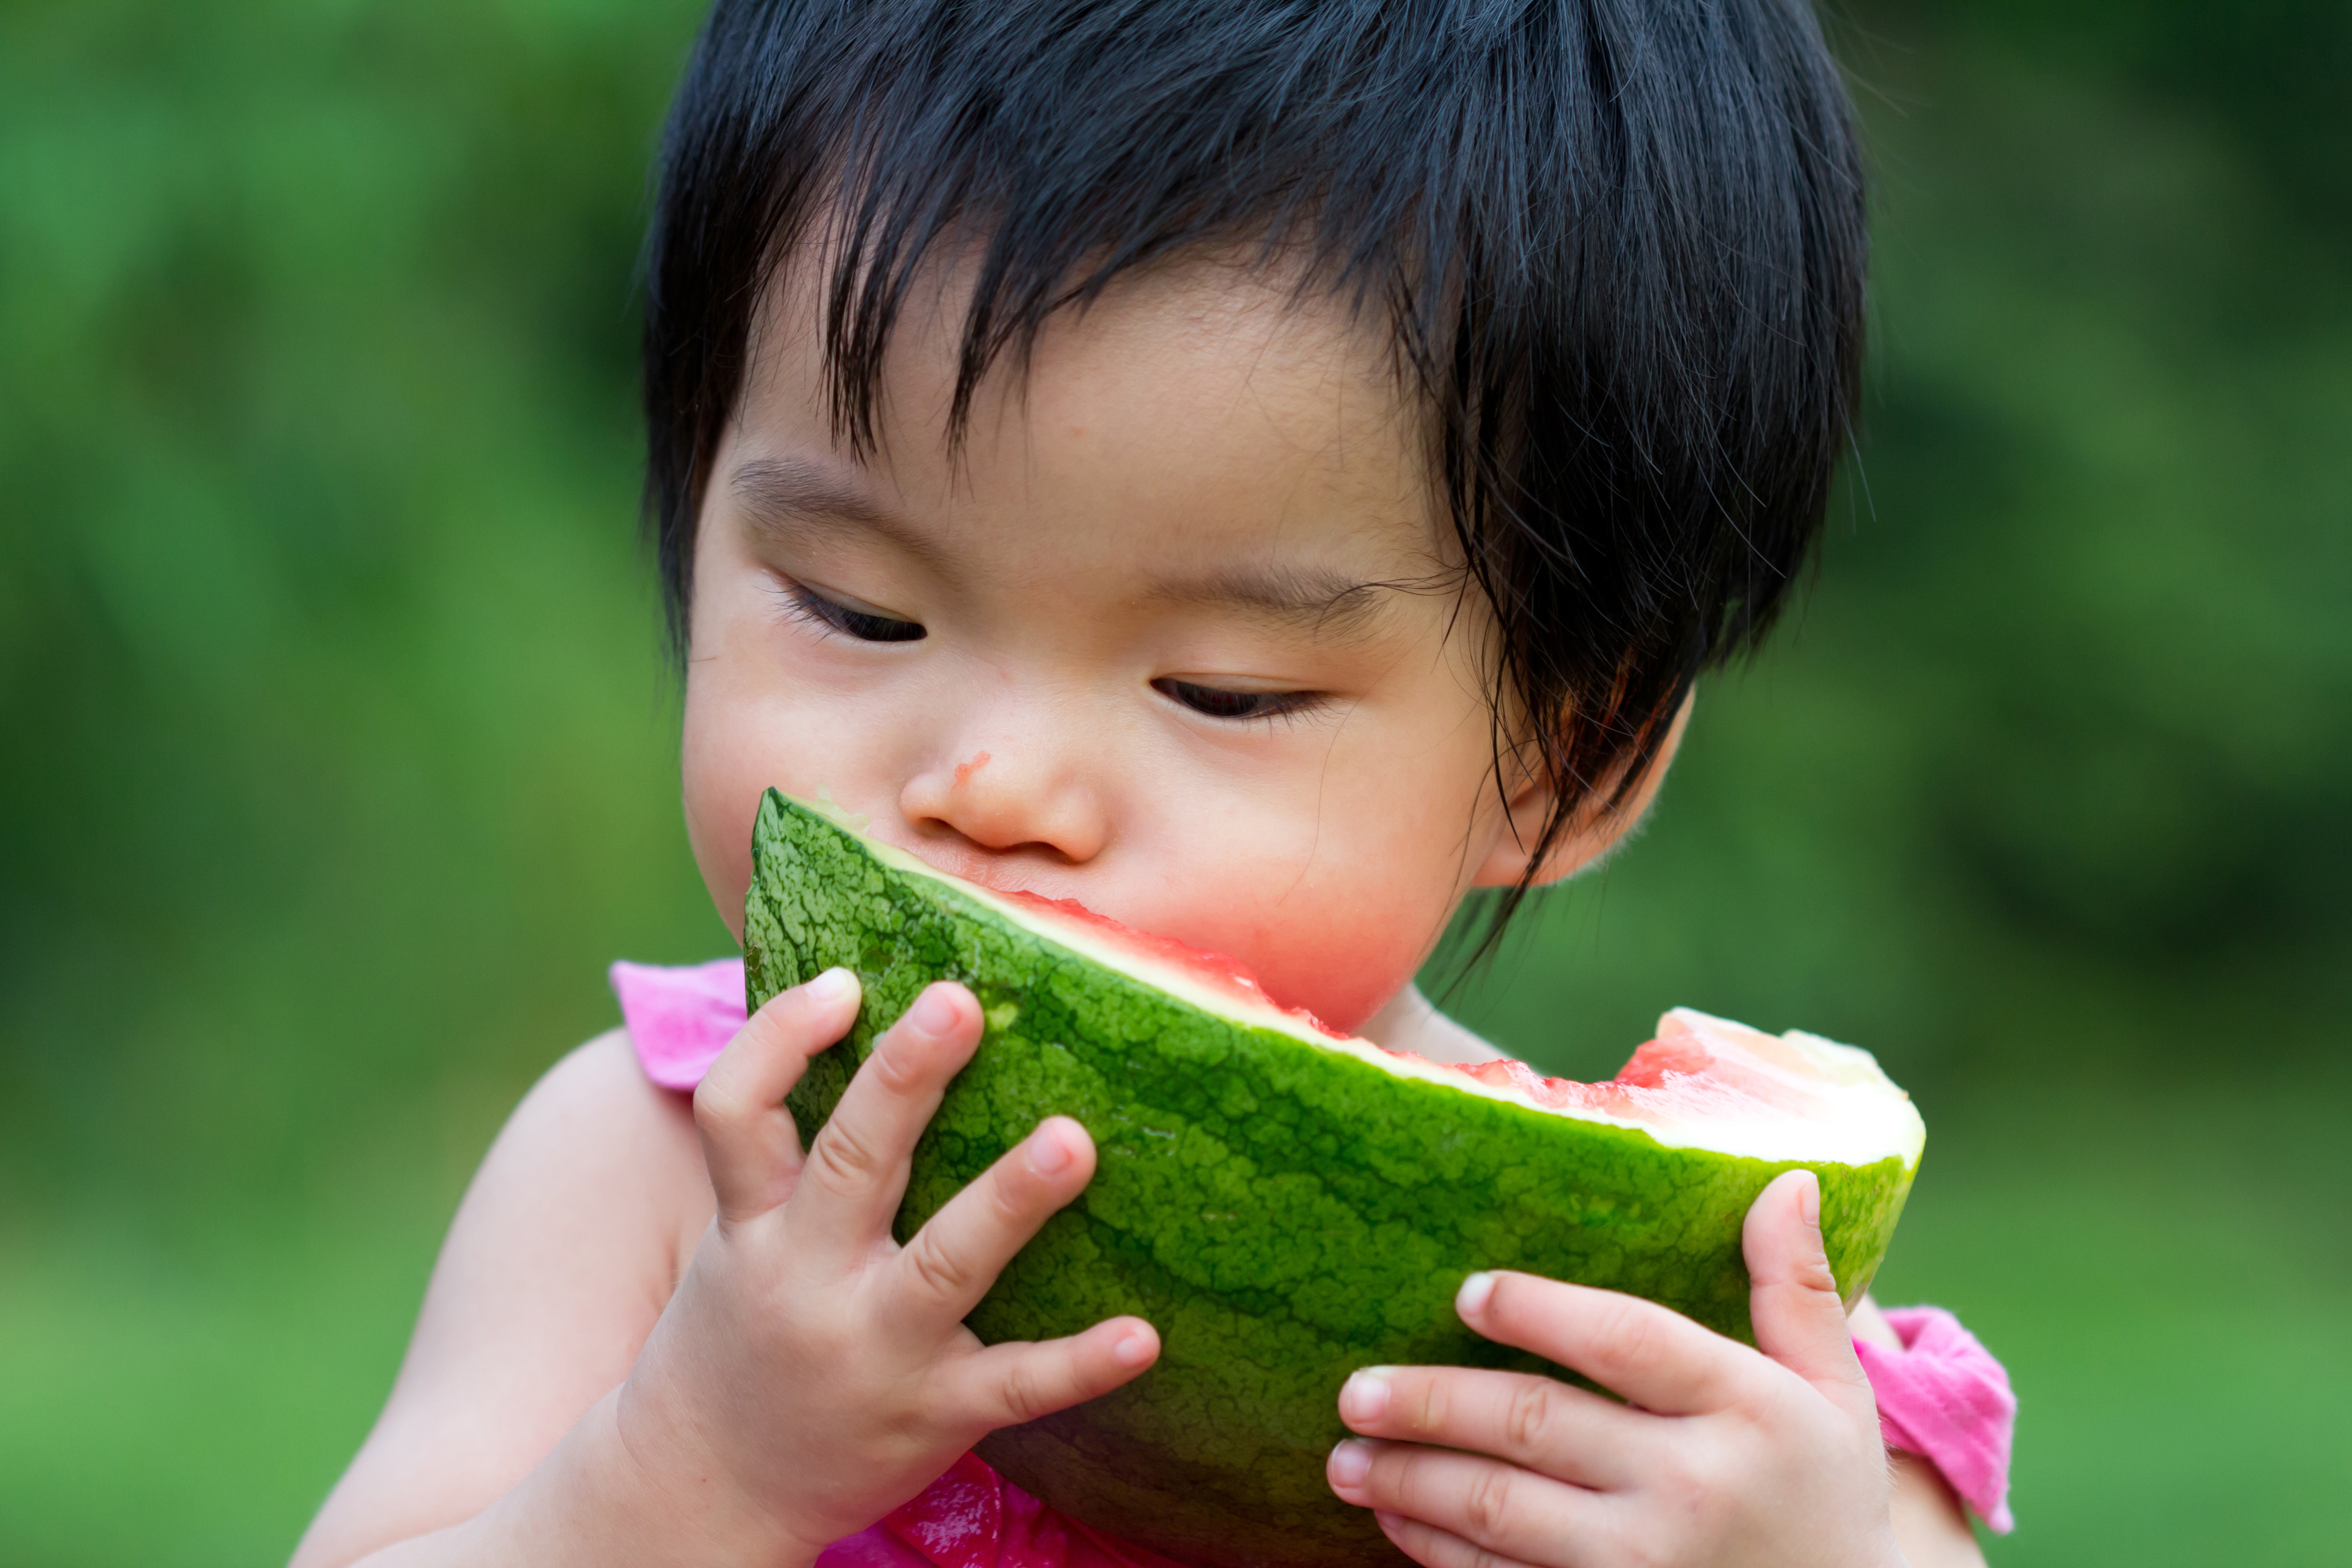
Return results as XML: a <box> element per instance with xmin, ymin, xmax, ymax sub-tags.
<box><xmin>870</xmin><ymin>826</ymin><xmax>1137</xmax><ymax>918</ymax></box>
<box><xmin>882</xmin><ymin>832</ymin><xmax>1107</xmax><ymax>916</ymax></box>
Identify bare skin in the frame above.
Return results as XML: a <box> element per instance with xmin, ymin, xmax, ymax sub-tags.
<box><xmin>292</xmin><ymin>258</ymin><xmax>1983</xmax><ymax>1568</ymax></box>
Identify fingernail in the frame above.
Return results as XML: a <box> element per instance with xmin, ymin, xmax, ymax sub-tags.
<box><xmin>1455</xmin><ymin>1271</ymin><xmax>1496</xmax><ymax>1317</ymax></box>
<box><xmin>1373</xmin><ymin>1510</ymin><xmax>1405</xmax><ymax>1536</ymax></box>
<box><xmin>805</xmin><ymin>967</ymin><xmax>858</xmax><ymax>1006</ymax></box>
<box><xmin>1025</xmin><ymin>1124</ymin><xmax>1076</xmax><ymax>1177</ymax></box>
<box><xmin>906</xmin><ymin>986</ymin><xmax>961</xmax><ymax>1038</ymax></box>
<box><xmin>1797</xmin><ymin>1169</ymin><xmax>1821</xmax><ymax>1228</ymax></box>
<box><xmin>1339</xmin><ymin>1368</ymin><xmax>1391</xmax><ymax>1424</ymax></box>
<box><xmin>1113</xmin><ymin>1330</ymin><xmax>1155</xmax><ymax>1367</ymax></box>
<box><xmin>1329</xmin><ymin>1439</ymin><xmax>1372</xmax><ymax>1489</ymax></box>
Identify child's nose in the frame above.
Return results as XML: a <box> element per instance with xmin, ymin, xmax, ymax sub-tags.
<box><xmin>897</xmin><ymin>744</ymin><xmax>1108</xmax><ymax>865</ymax></box>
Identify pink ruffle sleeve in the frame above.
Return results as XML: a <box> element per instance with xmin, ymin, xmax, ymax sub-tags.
<box><xmin>609</xmin><ymin>957</ymin><xmax>748</xmax><ymax>1089</ymax></box>
<box><xmin>1854</xmin><ymin>1305</ymin><xmax>2018</xmax><ymax>1533</ymax></box>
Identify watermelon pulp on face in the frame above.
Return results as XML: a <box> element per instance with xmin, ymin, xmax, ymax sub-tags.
<box><xmin>743</xmin><ymin>790</ymin><xmax>1923</xmax><ymax>1568</ymax></box>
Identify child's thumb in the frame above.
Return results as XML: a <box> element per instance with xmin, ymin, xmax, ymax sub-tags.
<box><xmin>1743</xmin><ymin>1170</ymin><xmax>1875</xmax><ymax>1413</ymax></box>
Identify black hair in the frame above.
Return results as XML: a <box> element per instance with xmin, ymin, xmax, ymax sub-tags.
<box><xmin>642</xmin><ymin>0</ymin><xmax>1866</xmax><ymax>944</ymax></box>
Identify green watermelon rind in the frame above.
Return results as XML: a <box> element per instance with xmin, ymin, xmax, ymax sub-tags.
<box><xmin>745</xmin><ymin>789</ymin><xmax>1917</xmax><ymax>1568</ymax></box>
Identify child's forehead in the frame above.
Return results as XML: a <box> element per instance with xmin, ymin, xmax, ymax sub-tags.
<box><xmin>752</xmin><ymin>240</ymin><xmax>1409</xmax><ymax>433</ymax></box>
<box><xmin>727</xmin><ymin>248</ymin><xmax>1448</xmax><ymax>568</ymax></box>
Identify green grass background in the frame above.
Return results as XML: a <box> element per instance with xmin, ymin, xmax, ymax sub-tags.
<box><xmin>2</xmin><ymin>2</ymin><xmax>2347</xmax><ymax>1562</ymax></box>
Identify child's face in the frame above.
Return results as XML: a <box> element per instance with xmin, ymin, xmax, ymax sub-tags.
<box><xmin>681</xmin><ymin>259</ymin><xmax>1610</xmax><ymax>1031</ymax></box>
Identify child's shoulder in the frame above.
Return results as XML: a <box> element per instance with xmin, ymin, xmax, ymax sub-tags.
<box><xmin>462</xmin><ymin>1029</ymin><xmax>714</xmax><ymax>1293</ymax></box>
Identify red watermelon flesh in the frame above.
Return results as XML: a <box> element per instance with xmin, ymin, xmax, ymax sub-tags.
<box><xmin>1001</xmin><ymin>887</ymin><xmax>1916</xmax><ymax>1171</ymax></box>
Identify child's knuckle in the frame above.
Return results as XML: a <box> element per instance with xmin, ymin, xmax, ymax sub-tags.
<box><xmin>866</xmin><ymin>1036</ymin><xmax>929</xmax><ymax>1095</ymax></box>
<box><xmin>1663</xmin><ymin>1432</ymin><xmax>1741</xmax><ymax>1519</ymax></box>
<box><xmin>1463</xmin><ymin>1463</ymin><xmax>1515</xmax><ymax>1539</ymax></box>
<box><xmin>1667</xmin><ymin>1432</ymin><xmax>1717</xmax><ymax>1490</ymax></box>
<box><xmin>808</xmin><ymin>1121</ymin><xmax>880</xmax><ymax>1192</ymax></box>
<box><xmin>1504</xmin><ymin>1378</ymin><xmax>1555</xmax><ymax>1453</ymax></box>
<box><xmin>1593</xmin><ymin>1294</ymin><xmax>1657</xmax><ymax>1368</ymax></box>
<box><xmin>988</xmin><ymin>1164</ymin><xmax>1039</xmax><ymax>1224</ymax></box>
<box><xmin>1793</xmin><ymin>1254</ymin><xmax>1842</xmax><ymax>1295</ymax></box>
<box><xmin>736</xmin><ymin>1005</ymin><xmax>805</xmax><ymax>1064</ymax></box>
<box><xmin>903</xmin><ymin>1231</ymin><xmax>975</xmax><ymax>1301</ymax></box>
<box><xmin>999</xmin><ymin>1358</ymin><xmax>1055</xmax><ymax>1423</ymax></box>
<box><xmin>1408</xmin><ymin>1373</ymin><xmax>1453</xmax><ymax>1433</ymax></box>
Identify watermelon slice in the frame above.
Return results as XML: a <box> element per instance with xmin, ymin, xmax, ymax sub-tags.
<box><xmin>745</xmin><ymin>789</ymin><xmax>1922</xmax><ymax>1568</ymax></box>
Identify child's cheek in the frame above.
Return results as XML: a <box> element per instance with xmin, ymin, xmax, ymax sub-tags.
<box><xmin>679</xmin><ymin>637</ymin><xmax>835</xmax><ymax>945</ymax></box>
<box><xmin>680</xmin><ymin>715</ymin><xmax>762</xmax><ymax>945</ymax></box>
<box><xmin>678</xmin><ymin>573</ymin><xmax>912</xmax><ymax>945</ymax></box>
<box><xmin>680</xmin><ymin>695</ymin><xmax>903</xmax><ymax>946</ymax></box>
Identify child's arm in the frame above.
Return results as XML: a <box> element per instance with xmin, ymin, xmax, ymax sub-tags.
<box><xmin>287</xmin><ymin>1027</ymin><xmax>711</xmax><ymax>1567</ymax></box>
<box><xmin>293</xmin><ymin>973</ymin><xmax>1158</xmax><ymax>1568</ymax></box>
<box><xmin>1326</xmin><ymin>1171</ymin><xmax>1987</xmax><ymax>1568</ymax></box>
<box><xmin>1852</xmin><ymin>1300</ymin><xmax>1987</xmax><ymax>1567</ymax></box>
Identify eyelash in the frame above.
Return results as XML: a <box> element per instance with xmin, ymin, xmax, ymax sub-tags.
<box><xmin>1152</xmin><ymin>678</ymin><xmax>1323</xmax><ymax>724</ymax></box>
<box><xmin>781</xmin><ymin>583</ymin><xmax>926</xmax><ymax>643</ymax></box>
<box><xmin>779</xmin><ymin>585</ymin><xmax>1314</xmax><ymax>724</ymax></box>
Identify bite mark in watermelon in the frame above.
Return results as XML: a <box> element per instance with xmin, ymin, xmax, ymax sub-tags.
<box><xmin>745</xmin><ymin>789</ymin><xmax>1923</xmax><ymax>1568</ymax></box>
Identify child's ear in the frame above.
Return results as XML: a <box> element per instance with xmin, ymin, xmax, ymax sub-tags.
<box><xmin>1470</xmin><ymin>692</ymin><xmax>1694</xmax><ymax>889</ymax></box>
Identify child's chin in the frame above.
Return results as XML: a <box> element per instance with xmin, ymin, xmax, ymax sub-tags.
<box><xmin>1239</xmin><ymin>949</ymin><xmax>1406</xmax><ymax>1039</ymax></box>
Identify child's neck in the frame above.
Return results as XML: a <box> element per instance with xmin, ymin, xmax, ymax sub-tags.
<box><xmin>1359</xmin><ymin>984</ymin><xmax>1509</xmax><ymax>1066</ymax></box>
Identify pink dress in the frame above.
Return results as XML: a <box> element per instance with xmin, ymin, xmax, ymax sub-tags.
<box><xmin>614</xmin><ymin>959</ymin><xmax>2017</xmax><ymax>1562</ymax></box>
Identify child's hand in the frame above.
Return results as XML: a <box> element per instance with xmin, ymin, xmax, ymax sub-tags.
<box><xmin>1328</xmin><ymin>1170</ymin><xmax>1901</xmax><ymax>1568</ymax></box>
<box><xmin>618</xmin><ymin>969</ymin><xmax>1160</xmax><ymax>1565</ymax></box>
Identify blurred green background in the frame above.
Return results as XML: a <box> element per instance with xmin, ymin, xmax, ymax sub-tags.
<box><xmin>2</xmin><ymin>0</ymin><xmax>2345</xmax><ymax>1562</ymax></box>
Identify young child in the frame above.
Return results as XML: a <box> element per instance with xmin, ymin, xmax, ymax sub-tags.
<box><xmin>294</xmin><ymin>2</ymin><xmax>2014</xmax><ymax>1564</ymax></box>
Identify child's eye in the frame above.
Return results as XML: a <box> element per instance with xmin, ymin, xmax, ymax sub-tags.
<box><xmin>784</xmin><ymin>584</ymin><xmax>926</xmax><ymax>643</ymax></box>
<box><xmin>1152</xmin><ymin>677</ymin><xmax>1319</xmax><ymax>722</ymax></box>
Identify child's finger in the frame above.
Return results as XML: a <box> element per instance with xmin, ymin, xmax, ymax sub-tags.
<box><xmin>1333</xmin><ymin>1363</ymin><xmax>1646</xmax><ymax>1491</ymax></box>
<box><xmin>694</xmin><ymin>967</ymin><xmax>862</xmax><ymax>1224</ymax></box>
<box><xmin>884</xmin><ymin>1115</ymin><xmax>1097</xmax><ymax>1330</ymax></box>
<box><xmin>789</xmin><ymin>982</ymin><xmax>984</xmax><ymax>1257</ymax></box>
<box><xmin>1742</xmin><ymin>1169</ymin><xmax>1876</xmax><ymax>1414</ymax></box>
<box><xmin>936</xmin><ymin>1314</ymin><xmax>1160</xmax><ymax>1432</ymax></box>
<box><xmin>1454</xmin><ymin>1269</ymin><xmax>1749</xmax><ymax>1417</ymax></box>
<box><xmin>1368</xmin><ymin>1510</ymin><xmax>1548</xmax><ymax>1568</ymax></box>
<box><xmin>1326</xmin><ymin>1438</ymin><xmax>1593</xmax><ymax>1566</ymax></box>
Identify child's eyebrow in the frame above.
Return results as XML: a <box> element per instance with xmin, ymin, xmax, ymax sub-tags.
<box><xmin>727</xmin><ymin>456</ymin><xmax>946</xmax><ymax>568</ymax></box>
<box><xmin>1142</xmin><ymin>564</ymin><xmax>1399</xmax><ymax>642</ymax></box>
